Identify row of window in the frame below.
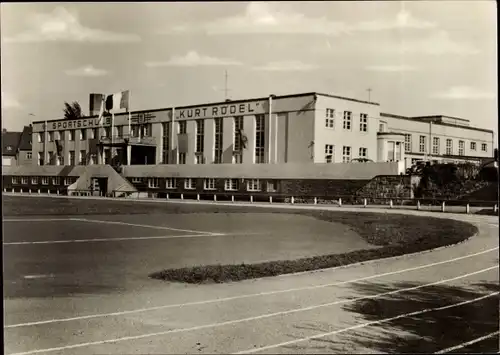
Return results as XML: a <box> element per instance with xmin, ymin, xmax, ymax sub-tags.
<box><xmin>37</xmin><ymin>124</ymin><xmax>153</xmax><ymax>143</ymax></box>
<box><xmin>41</xmin><ymin>150</ymin><xmax>95</xmax><ymax>166</ymax></box>
<box><xmin>138</xmin><ymin>177</ymin><xmax>278</xmax><ymax>192</ymax></box>
<box><xmin>324</xmin><ymin>145</ymin><xmax>367</xmax><ymax>163</ymax></box>
<box><xmin>10</xmin><ymin>176</ymin><xmax>77</xmax><ymax>186</ymax></box>
<box><xmin>325</xmin><ymin>109</ymin><xmax>368</xmax><ymax>133</ymax></box>
<box><xmin>405</xmin><ymin>135</ymin><xmax>488</xmax><ymax>155</ymax></box>
<box><xmin>161</xmin><ymin>116</ymin><xmax>255</xmax><ymax>165</ymax></box>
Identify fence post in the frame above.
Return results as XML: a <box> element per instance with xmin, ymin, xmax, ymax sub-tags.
<box><xmin>466</xmin><ymin>204</ymin><xmax>470</xmax><ymax>214</ymax></box>
<box><xmin>231</xmin><ymin>195</ymin><xmax>235</xmax><ymax>203</ymax></box>
<box><xmin>364</xmin><ymin>198</ymin><xmax>367</xmax><ymax>208</ymax></box>
<box><xmin>494</xmin><ymin>204</ymin><xmax>498</xmax><ymax>213</ymax></box>
<box><xmin>417</xmin><ymin>200</ymin><xmax>420</xmax><ymax>210</ymax></box>
<box><xmin>29</xmin><ymin>189</ymin><xmax>32</xmax><ymax>194</ymax></box>
<box><xmin>441</xmin><ymin>201</ymin><xmax>446</xmax><ymax>213</ymax></box>
<box><xmin>56</xmin><ymin>189</ymin><xmax>59</xmax><ymax>195</ymax></box>
<box><xmin>38</xmin><ymin>189</ymin><xmax>41</xmax><ymax>194</ymax></box>
<box><xmin>291</xmin><ymin>196</ymin><xmax>295</xmax><ymax>204</ymax></box>
<box><xmin>250</xmin><ymin>195</ymin><xmax>253</xmax><ymax>203</ymax></box>
<box><xmin>197</xmin><ymin>194</ymin><xmax>200</xmax><ymax>201</ymax></box>
<box><xmin>181</xmin><ymin>193</ymin><xmax>184</xmax><ymax>200</ymax></box>
<box><xmin>338</xmin><ymin>198</ymin><xmax>342</xmax><ymax>207</ymax></box>
<box><xmin>389</xmin><ymin>200</ymin><xmax>393</xmax><ymax>209</ymax></box>
<box><xmin>166</xmin><ymin>193</ymin><xmax>169</xmax><ymax>200</ymax></box>
<box><xmin>12</xmin><ymin>188</ymin><xmax>14</xmax><ymax>193</ymax></box>
<box><xmin>269</xmin><ymin>196</ymin><xmax>273</xmax><ymax>204</ymax></box>
<box><xmin>314</xmin><ymin>197</ymin><xmax>318</xmax><ymax>205</ymax></box>
<box><xmin>214</xmin><ymin>194</ymin><xmax>217</xmax><ymax>202</ymax></box>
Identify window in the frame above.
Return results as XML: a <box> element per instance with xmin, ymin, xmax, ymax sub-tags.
<box><xmin>432</xmin><ymin>137</ymin><xmax>440</xmax><ymax>155</ymax></box>
<box><xmin>92</xmin><ymin>128</ymin><xmax>98</xmax><ymax>139</ymax></box>
<box><xmin>58</xmin><ymin>155</ymin><xmax>64</xmax><ymax>166</ymax></box>
<box><xmin>27</xmin><ymin>152</ymin><xmax>32</xmax><ymax>160</ymax></box>
<box><xmin>404</xmin><ymin>134</ymin><xmax>412</xmax><ymax>153</ymax></box>
<box><xmin>104</xmin><ymin>149</ymin><xmax>111</xmax><ymax>164</ymax></box>
<box><xmin>225</xmin><ymin>179</ymin><xmax>239</xmax><ymax>191</ymax></box>
<box><xmin>142</xmin><ymin>123</ymin><xmax>152</xmax><ymax>137</ymax></box>
<box><xmin>21</xmin><ymin>177</ymin><xmax>28</xmax><ymax>185</ymax></box>
<box><xmin>166</xmin><ymin>178</ymin><xmax>177</xmax><ymax>189</ymax></box>
<box><xmin>69</xmin><ymin>130</ymin><xmax>75</xmax><ymax>141</ymax></box>
<box><xmin>446</xmin><ymin>139</ymin><xmax>453</xmax><ymax>155</ymax></box>
<box><xmin>57</xmin><ymin>131</ymin><xmax>64</xmax><ymax>141</ymax></box>
<box><xmin>131</xmin><ymin>177</ymin><xmax>142</xmax><ymax>184</ymax></box>
<box><xmin>195</xmin><ymin>119</ymin><xmax>204</xmax><ymax>153</ymax></box>
<box><xmin>247</xmin><ymin>179</ymin><xmax>261</xmax><ymax>191</ymax></box>
<box><xmin>48</xmin><ymin>131</ymin><xmax>54</xmax><ymax>142</ymax></box>
<box><xmin>64</xmin><ymin>178</ymin><xmax>73</xmax><ymax>186</ymax></box>
<box><xmin>359</xmin><ymin>113</ymin><xmax>368</xmax><ymax>132</ymax></box>
<box><xmin>162</xmin><ymin>122</ymin><xmax>170</xmax><ymax>164</ymax></box>
<box><xmin>179</xmin><ymin>121</ymin><xmax>187</xmax><ymax>134</ymax></box>
<box><xmin>214</xmin><ymin>117</ymin><xmax>223</xmax><ymax>163</ymax></box>
<box><xmin>69</xmin><ymin>151</ymin><xmax>76</xmax><ymax>165</ymax></box>
<box><xmin>104</xmin><ymin>127</ymin><xmax>111</xmax><ymax>138</ymax></box>
<box><xmin>41</xmin><ymin>177</ymin><xmax>49</xmax><ymax>185</ymax></box>
<box><xmin>267</xmin><ymin>181</ymin><xmax>277</xmax><ymax>192</ymax></box>
<box><xmin>470</xmin><ymin>142</ymin><xmax>476</xmax><ymax>151</ymax></box>
<box><xmin>184</xmin><ymin>178</ymin><xmax>195</xmax><ymax>190</ymax></box>
<box><xmin>233</xmin><ymin>116</ymin><xmax>244</xmax><ymax>152</ymax></box>
<box><xmin>52</xmin><ymin>176</ymin><xmax>60</xmax><ymax>185</ymax></box>
<box><xmin>359</xmin><ymin>147</ymin><xmax>367</xmax><ymax>158</ymax></box>
<box><xmin>38</xmin><ymin>152</ymin><xmax>43</xmax><ymax>166</ymax></box>
<box><xmin>204</xmin><ymin>178</ymin><xmax>216</xmax><ymax>190</ymax></box>
<box><xmin>12</xmin><ymin>176</ymin><xmax>20</xmax><ymax>184</ymax></box>
<box><xmin>148</xmin><ymin>178</ymin><xmax>160</xmax><ymax>188</ymax></box>
<box><xmin>233</xmin><ymin>116</ymin><xmax>244</xmax><ymax>164</ymax></box>
<box><xmin>458</xmin><ymin>140</ymin><xmax>465</xmax><ymax>156</ymax></box>
<box><xmin>80</xmin><ymin>129</ymin><xmax>86</xmax><ymax>140</ymax></box>
<box><xmin>37</xmin><ymin>132</ymin><xmax>44</xmax><ymax>143</ymax></box>
<box><xmin>80</xmin><ymin>150</ymin><xmax>86</xmax><ymax>165</ymax></box>
<box><xmin>343</xmin><ymin>111</ymin><xmax>352</xmax><ymax>130</ymax></box>
<box><xmin>31</xmin><ymin>177</ymin><xmax>38</xmax><ymax>185</ymax></box>
<box><xmin>325</xmin><ymin>108</ymin><xmax>335</xmax><ymax>128</ymax></box>
<box><xmin>48</xmin><ymin>151</ymin><xmax>54</xmax><ymax>165</ymax></box>
<box><xmin>342</xmin><ymin>146</ymin><xmax>351</xmax><ymax>163</ymax></box>
<box><xmin>395</xmin><ymin>142</ymin><xmax>401</xmax><ymax>161</ymax></box>
<box><xmin>195</xmin><ymin>154</ymin><xmax>204</xmax><ymax>164</ymax></box>
<box><xmin>179</xmin><ymin>153</ymin><xmax>186</xmax><ymax>164</ymax></box>
<box><xmin>419</xmin><ymin>136</ymin><xmax>426</xmax><ymax>153</ymax></box>
<box><xmin>325</xmin><ymin>144</ymin><xmax>334</xmax><ymax>163</ymax></box>
<box><xmin>116</xmin><ymin>126</ymin><xmax>123</xmax><ymax>138</ymax></box>
<box><xmin>482</xmin><ymin>143</ymin><xmax>487</xmax><ymax>152</ymax></box>
<box><xmin>255</xmin><ymin>115</ymin><xmax>265</xmax><ymax>163</ymax></box>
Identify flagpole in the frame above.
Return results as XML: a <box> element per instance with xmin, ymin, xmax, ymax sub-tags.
<box><xmin>111</xmin><ymin>111</ymin><xmax>115</xmax><ymax>164</ymax></box>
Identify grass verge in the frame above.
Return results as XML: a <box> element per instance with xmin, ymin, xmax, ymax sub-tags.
<box><xmin>149</xmin><ymin>211</ymin><xmax>478</xmax><ymax>284</ymax></box>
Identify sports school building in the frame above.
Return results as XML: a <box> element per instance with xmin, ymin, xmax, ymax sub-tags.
<box><xmin>28</xmin><ymin>91</ymin><xmax>494</xmax><ymax>170</ymax></box>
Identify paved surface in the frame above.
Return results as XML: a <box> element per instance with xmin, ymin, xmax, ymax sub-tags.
<box><xmin>3</xmin><ymin>196</ymin><xmax>499</xmax><ymax>354</ymax></box>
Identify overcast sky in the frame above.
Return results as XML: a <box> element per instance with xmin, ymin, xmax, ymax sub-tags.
<box><xmin>1</xmin><ymin>1</ymin><xmax>497</xmax><ymax>143</ymax></box>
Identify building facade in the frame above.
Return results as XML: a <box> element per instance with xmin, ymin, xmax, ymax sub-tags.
<box><xmin>1</xmin><ymin>127</ymin><xmax>33</xmax><ymax>166</ymax></box>
<box><xmin>30</xmin><ymin>91</ymin><xmax>494</xmax><ymax>171</ymax></box>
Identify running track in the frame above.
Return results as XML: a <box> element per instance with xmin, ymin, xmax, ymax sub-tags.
<box><xmin>4</xmin><ymin>200</ymin><xmax>499</xmax><ymax>354</ymax></box>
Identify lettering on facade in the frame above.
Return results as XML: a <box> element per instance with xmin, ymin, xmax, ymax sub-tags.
<box><xmin>49</xmin><ymin>117</ymin><xmax>111</xmax><ymax>131</ymax></box>
<box><xmin>177</xmin><ymin>102</ymin><xmax>261</xmax><ymax>120</ymax></box>
<box><xmin>130</xmin><ymin>112</ymin><xmax>155</xmax><ymax>124</ymax></box>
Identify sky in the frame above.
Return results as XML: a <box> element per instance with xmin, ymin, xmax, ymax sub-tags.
<box><xmin>1</xmin><ymin>1</ymin><xmax>497</xmax><ymax>143</ymax></box>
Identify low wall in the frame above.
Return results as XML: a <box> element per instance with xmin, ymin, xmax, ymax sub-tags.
<box><xmin>122</xmin><ymin>162</ymin><xmax>400</xmax><ymax>180</ymax></box>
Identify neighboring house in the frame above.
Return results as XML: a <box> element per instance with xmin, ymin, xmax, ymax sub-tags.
<box><xmin>17</xmin><ymin>126</ymin><xmax>34</xmax><ymax>165</ymax></box>
<box><xmin>2</xmin><ymin>129</ymin><xmax>22</xmax><ymax>166</ymax></box>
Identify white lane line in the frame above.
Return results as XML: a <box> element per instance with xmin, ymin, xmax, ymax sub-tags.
<box><xmin>235</xmin><ymin>290</ymin><xmax>500</xmax><ymax>354</ymax></box>
<box><xmin>5</xmin><ymin>246</ymin><xmax>497</xmax><ymax>328</ymax></box>
<box><xmin>3</xmin><ymin>218</ymin><xmax>76</xmax><ymax>222</ymax></box>
<box><xmin>434</xmin><ymin>331</ymin><xmax>500</xmax><ymax>354</ymax></box>
<box><xmin>6</xmin><ymin>266</ymin><xmax>498</xmax><ymax>355</ymax></box>
<box><xmin>23</xmin><ymin>275</ymin><xmax>55</xmax><ymax>280</ymax></box>
<box><xmin>73</xmin><ymin>218</ymin><xmax>220</xmax><ymax>235</ymax></box>
<box><xmin>3</xmin><ymin>233</ymin><xmax>224</xmax><ymax>246</ymax></box>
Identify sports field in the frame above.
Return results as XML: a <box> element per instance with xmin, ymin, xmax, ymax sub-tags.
<box><xmin>3</xmin><ymin>195</ymin><xmax>499</xmax><ymax>354</ymax></box>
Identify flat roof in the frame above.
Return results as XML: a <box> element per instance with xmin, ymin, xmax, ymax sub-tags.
<box><xmin>33</xmin><ymin>91</ymin><xmax>380</xmax><ymax>124</ymax></box>
<box><xmin>380</xmin><ymin>112</ymin><xmax>493</xmax><ymax>134</ymax></box>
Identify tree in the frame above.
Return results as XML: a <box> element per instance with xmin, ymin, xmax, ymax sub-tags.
<box><xmin>63</xmin><ymin>101</ymin><xmax>83</xmax><ymax>120</ymax></box>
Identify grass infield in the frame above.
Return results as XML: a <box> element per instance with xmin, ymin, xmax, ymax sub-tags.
<box><xmin>3</xmin><ymin>195</ymin><xmax>478</xmax><ymax>284</ymax></box>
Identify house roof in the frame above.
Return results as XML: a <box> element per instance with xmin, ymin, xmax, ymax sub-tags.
<box><xmin>18</xmin><ymin>126</ymin><xmax>33</xmax><ymax>151</ymax></box>
<box><xmin>2</xmin><ymin>131</ymin><xmax>22</xmax><ymax>156</ymax></box>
